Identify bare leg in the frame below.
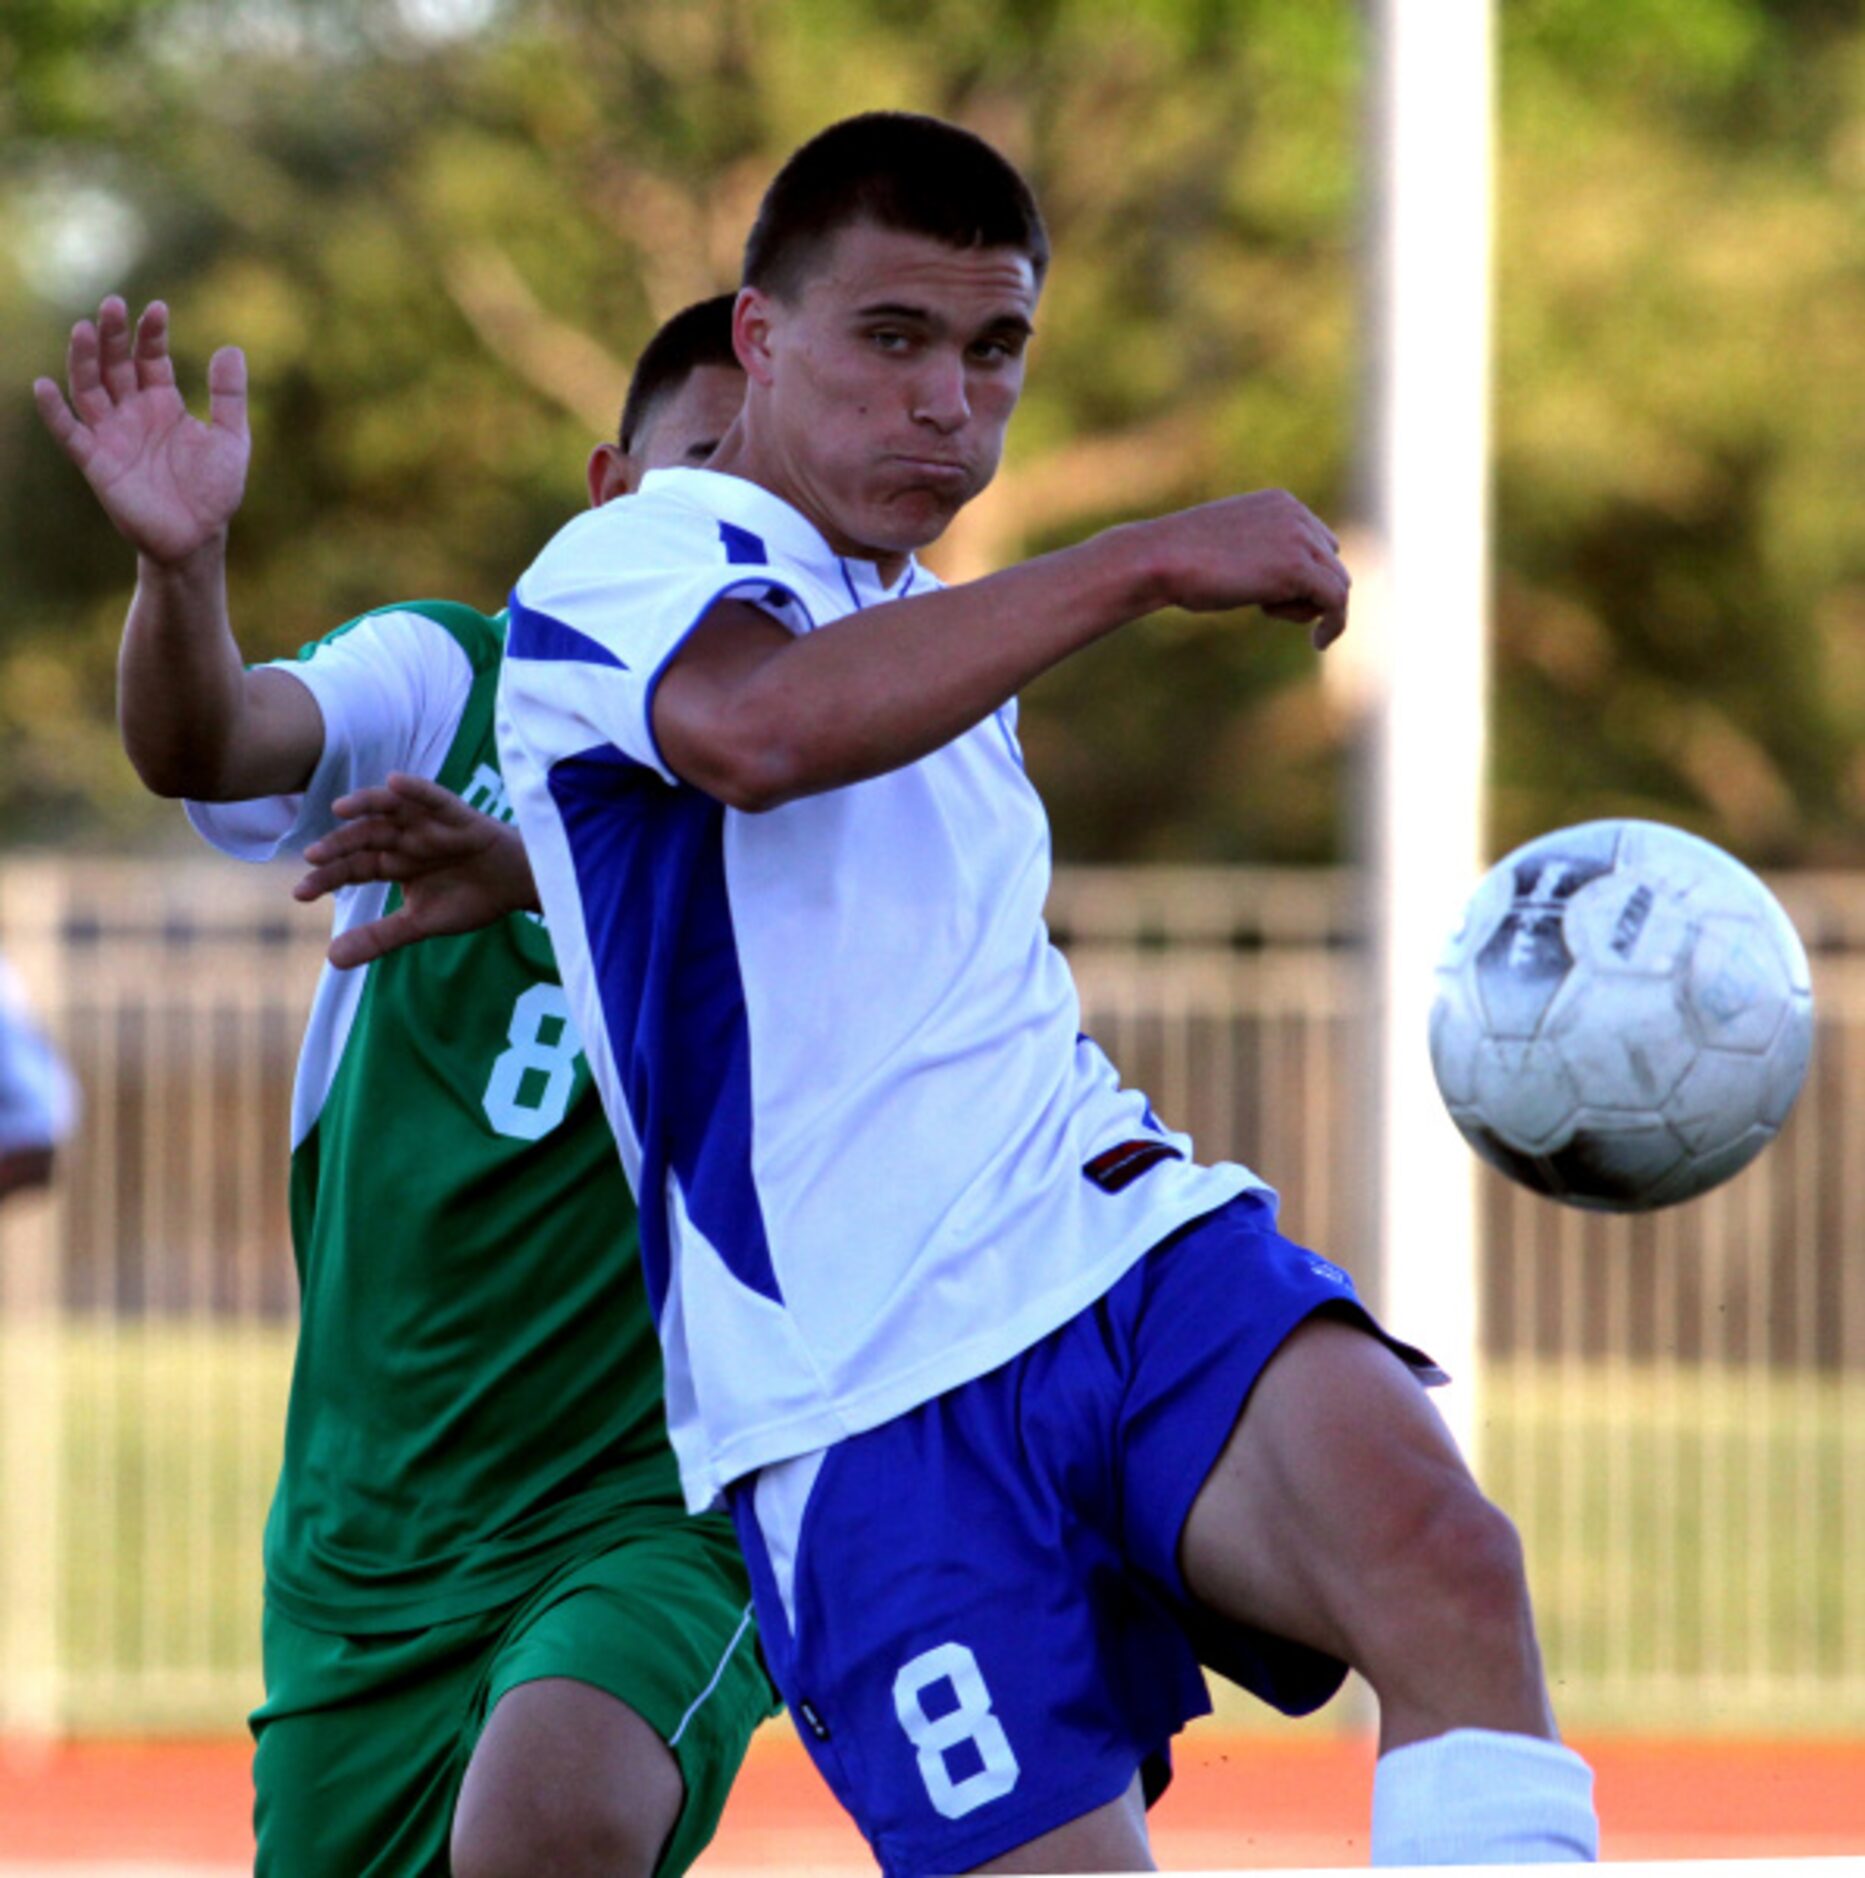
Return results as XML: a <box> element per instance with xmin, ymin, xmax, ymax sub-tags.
<box><xmin>968</xmin><ymin>1773</ymin><xmax>1153</xmax><ymax>1873</ymax></box>
<box><xmin>1179</xmin><ymin>1314</ymin><xmax>1556</xmax><ymax>1755</ymax></box>
<box><xmin>451</xmin><ymin>1676</ymin><xmax>684</xmax><ymax>1878</ymax></box>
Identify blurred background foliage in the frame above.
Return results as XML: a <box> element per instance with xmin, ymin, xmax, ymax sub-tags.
<box><xmin>0</xmin><ymin>0</ymin><xmax>1858</xmax><ymax>862</ymax></box>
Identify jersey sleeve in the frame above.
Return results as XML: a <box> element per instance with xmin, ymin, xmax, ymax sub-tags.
<box><xmin>501</xmin><ymin>500</ymin><xmax>814</xmax><ymax>786</ymax></box>
<box><xmin>0</xmin><ymin>958</ymin><xmax>78</xmax><ymax>1154</ymax></box>
<box><xmin>185</xmin><ymin>610</ymin><xmax>476</xmax><ymax>862</ymax></box>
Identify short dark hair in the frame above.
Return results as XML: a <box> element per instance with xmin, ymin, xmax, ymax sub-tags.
<box><xmin>618</xmin><ymin>293</ymin><xmax>742</xmax><ymax>452</ymax></box>
<box><xmin>743</xmin><ymin>112</ymin><xmax>1049</xmax><ymax>302</ymax></box>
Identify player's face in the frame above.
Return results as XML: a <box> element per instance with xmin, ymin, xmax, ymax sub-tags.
<box><xmin>741</xmin><ymin>222</ymin><xmax>1037</xmax><ymax>565</ymax></box>
<box><xmin>587</xmin><ymin>364</ymin><xmax>747</xmax><ymax>508</ymax></box>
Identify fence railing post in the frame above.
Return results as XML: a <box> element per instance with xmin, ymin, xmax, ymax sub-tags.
<box><xmin>0</xmin><ymin>860</ymin><xmax>72</xmax><ymax>1736</ymax></box>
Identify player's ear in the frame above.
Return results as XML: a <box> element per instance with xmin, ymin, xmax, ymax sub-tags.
<box><xmin>733</xmin><ymin>288</ymin><xmax>778</xmax><ymax>389</ymax></box>
<box><xmin>587</xmin><ymin>442</ymin><xmax>634</xmax><ymax>508</ymax></box>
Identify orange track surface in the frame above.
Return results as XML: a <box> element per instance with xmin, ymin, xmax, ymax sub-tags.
<box><xmin>4</xmin><ymin>1729</ymin><xmax>1865</xmax><ymax>1866</ymax></box>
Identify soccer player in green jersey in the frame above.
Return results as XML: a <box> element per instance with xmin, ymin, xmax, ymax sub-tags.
<box><xmin>35</xmin><ymin>294</ymin><xmax>773</xmax><ymax>1878</ymax></box>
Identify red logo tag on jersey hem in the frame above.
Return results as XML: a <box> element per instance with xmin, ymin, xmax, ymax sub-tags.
<box><xmin>1083</xmin><ymin>1139</ymin><xmax>1182</xmax><ymax>1194</ymax></box>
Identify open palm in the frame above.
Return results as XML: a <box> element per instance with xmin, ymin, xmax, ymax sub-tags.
<box><xmin>33</xmin><ymin>296</ymin><xmax>249</xmax><ymax>565</ymax></box>
<box><xmin>292</xmin><ymin>775</ymin><xmax>541</xmax><ymax>969</ymax></box>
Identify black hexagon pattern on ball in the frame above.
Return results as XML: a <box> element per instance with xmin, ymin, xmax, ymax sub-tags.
<box><xmin>1473</xmin><ymin>826</ymin><xmax>1623</xmax><ymax>1040</ymax></box>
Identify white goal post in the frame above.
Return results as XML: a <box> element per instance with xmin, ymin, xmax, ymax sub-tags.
<box><xmin>1364</xmin><ymin>0</ymin><xmax>1494</xmax><ymax>1464</ymax></box>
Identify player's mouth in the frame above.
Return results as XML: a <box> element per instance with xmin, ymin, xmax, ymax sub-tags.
<box><xmin>887</xmin><ymin>454</ymin><xmax>973</xmax><ymax>488</ymax></box>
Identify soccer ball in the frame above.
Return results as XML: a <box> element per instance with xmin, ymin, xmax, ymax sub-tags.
<box><xmin>1429</xmin><ymin>819</ymin><xmax>1814</xmax><ymax>1211</ymax></box>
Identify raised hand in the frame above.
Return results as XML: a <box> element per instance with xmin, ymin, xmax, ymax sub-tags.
<box><xmin>1136</xmin><ymin>488</ymin><xmax>1351</xmax><ymax>649</ymax></box>
<box><xmin>33</xmin><ymin>296</ymin><xmax>249</xmax><ymax>566</ymax></box>
<box><xmin>293</xmin><ymin>774</ymin><xmax>540</xmax><ymax>969</ymax></box>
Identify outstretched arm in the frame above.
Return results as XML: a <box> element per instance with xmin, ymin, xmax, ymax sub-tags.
<box><xmin>653</xmin><ymin>489</ymin><xmax>1350</xmax><ymax>812</ymax></box>
<box><xmin>34</xmin><ymin>296</ymin><xmax>323</xmax><ymax>800</ymax></box>
<box><xmin>292</xmin><ymin>774</ymin><xmax>539</xmax><ymax>968</ymax></box>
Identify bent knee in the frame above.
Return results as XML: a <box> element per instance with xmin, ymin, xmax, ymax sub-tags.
<box><xmin>1434</xmin><ymin>1491</ymin><xmax>1530</xmax><ymax>1622</ymax></box>
<box><xmin>1382</xmin><ymin>1479</ymin><xmax>1533</xmax><ymax>1642</ymax></box>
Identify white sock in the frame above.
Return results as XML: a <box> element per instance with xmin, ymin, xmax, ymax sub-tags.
<box><xmin>1371</xmin><ymin>1728</ymin><xmax>1599</xmax><ymax>1864</ymax></box>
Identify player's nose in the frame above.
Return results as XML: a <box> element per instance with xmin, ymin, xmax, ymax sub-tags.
<box><xmin>910</xmin><ymin>352</ymin><xmax>970</xmax><ymax>433</ymax></box>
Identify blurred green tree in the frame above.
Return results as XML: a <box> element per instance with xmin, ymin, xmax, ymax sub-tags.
<box><xmin>0</xmin><ymin>0</ymin><xmax>1857</xmax><ymax>862</ymax></box>
<box><xmin>1493</xmin><ymin>0</ymin><xmax>1863</xmax><ymax>866</ymax></box>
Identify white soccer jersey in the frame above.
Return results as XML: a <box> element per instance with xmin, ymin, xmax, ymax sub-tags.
<box><xmin>187</xmin><ymin>607</ymin><xmax>491</xmax><ymax>1150</ymax></box>
<box><xmin>498</xmin><ymin>466</ymin><xmax>1265</xmax><ymax>1510</ymax></box>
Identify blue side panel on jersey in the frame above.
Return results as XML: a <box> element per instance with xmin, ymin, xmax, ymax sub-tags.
<box><xmin>506</xmin><ymin>594</ymin><xmax>629</xmax><ymax>670</ymax></box>
<box><xmin>547</xmin><ymin>743</ymin><xmax>783</xmax><ymax>1314</ymax></box>
<box><xmin>719</xmin><ymin>523</ymin><xmax>768</xmax><ymax>565</ymax></box>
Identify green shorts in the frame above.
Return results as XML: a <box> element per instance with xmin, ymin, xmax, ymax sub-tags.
<box><xmin>251</xmin><ymin>1515</ymin><xmax>777</xmax><ymax>1877</ymax></box>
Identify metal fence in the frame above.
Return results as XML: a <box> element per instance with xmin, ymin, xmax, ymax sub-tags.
<box><xmin>1</xmin><ymin>855</ymin><xmax>1862</xmax><ymax>1735</ymax></box>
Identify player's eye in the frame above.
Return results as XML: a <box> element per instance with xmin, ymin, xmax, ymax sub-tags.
<box><xmin>970</xmin><ymin>333</ymin><xmax>1027</xmax><ymax>366</ymax></box>
<box><xmin>868</xmin><ymin>328</ymin><xmax>914</xmax><ymax>354</ymax></box>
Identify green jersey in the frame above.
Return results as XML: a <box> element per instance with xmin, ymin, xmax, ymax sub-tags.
<box><xmin>189</xmin><ymin>601</ymin><xmax>688</xmax><ymax>1632</ymax></box>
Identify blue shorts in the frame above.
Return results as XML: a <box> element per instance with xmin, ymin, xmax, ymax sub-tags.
<box><xmin>729</xmin><ymin>1192</ymin><xmax>1442</xmax><ymax>1878</ymax></box>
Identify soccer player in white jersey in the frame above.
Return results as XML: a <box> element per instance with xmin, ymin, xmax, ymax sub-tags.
<box><xmin>490</xmin><ymin>112</ymin><xmax>1600</xmax><ymax>1874</ymax></box>
<box><xmin>0</xmin><ymin>953</ymin><xmax>79</xmax><ymax>1204</ymax></box>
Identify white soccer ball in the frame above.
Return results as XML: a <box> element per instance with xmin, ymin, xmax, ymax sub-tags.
<box><xmin>1429</xmin><ymin>819</ymin><xmax>1814</xmax><ymax>1211</ymax></box>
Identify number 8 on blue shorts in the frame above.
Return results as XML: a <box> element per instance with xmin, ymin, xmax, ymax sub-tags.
<box><xmin>730</xmin><ymin>1194</ymin><xmax>1440</xmax><ymax>1878</ymax></box>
